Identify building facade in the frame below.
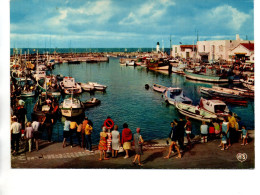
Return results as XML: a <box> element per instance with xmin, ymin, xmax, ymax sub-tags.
<box><xmin>172</xmin><ymin>34</ymin><xmax>254</xmax><ymax>64</ymax></box>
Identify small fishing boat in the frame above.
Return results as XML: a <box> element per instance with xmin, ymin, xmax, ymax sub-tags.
<box><xmin>175</xmin><ymin>102</ymin><xmax>218</xmax><ymax>122</ymax></box>
<box><xmin>59</xmin><ymin>77</ymin><xmax>82</xmax><ymax>94</ymax></box>
<box><xmin>60</xmin><ymin>97</ymin><xmax>84</xmax><ymax>117</ymax></box>
<box><xmin>199</xmin><ymin>97</ymin><xmax>229</xmax><ymax>120</ymax></box>
<box><xmin>152</xmin><ymin>84</ymin><xmax>168</xmax><ymax>93</ymax></box>
<box><xmin>200</xmin><ymin>86</ymin><xmax>251</xmax><ymax>99</ymax></box>
<box><xmin>38</xmin><ymin>75</ymin><xmax>61</xmax><ymax>97</ymax></box>
<box><xmin>184</xmin><ymin>71</ymin><xmax>229</xmax><ymax>83</ymax></box>
<box><xmin>209</xmin><ymin>96</ymin><xmax>248</xmax><ymax>106</ymax></box>
<box><xmin>172</xmin><ymin>61</ymin><xmax>187</xmax><ymax>74</ymax></box>
<box><xmin>240</xmin><ymin>76</ymin><xmax>254</xmax><ymax>91</ymax></box>
<box><xmin>78</xmin><ymin>82</ymin><xmax>95</xmax><ymax>92</ymax></box>
<box><xmin>164</xmin><ymin>87</ymin><xmax>192</xmax><ymax>105</ymax></box>
<box><xmin>16</xmin><ymin>78</ymin><xmax>36</xmax><ymax>97</ymax></box>
<box><xmin>126</xmin><ymin>60</ymin><xmax>135</xmax><ymax>66</ymax></box>
<box><xmin>88</xmin><ymin>82</ymin><xmax>107</xmax><ymax>91</ymax></box>
<box><xmin>31</xmin><ymin>95</ymin><xmax>60</xmax><ymax>121</ymax></box>
<box><xmin>83</xmin><ymin>98</ymin><xmax>101</xmax><ymax>108</ymax></box>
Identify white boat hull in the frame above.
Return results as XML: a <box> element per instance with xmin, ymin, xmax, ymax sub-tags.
<box><xmin>61</xmin><ymin>108</ymin><xmax>84</xmax><ymax>117</ymax></box>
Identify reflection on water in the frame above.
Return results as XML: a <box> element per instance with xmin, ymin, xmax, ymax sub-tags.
<box><xmin>21</xmin><ymin>58</ymin><xmax>255</xmax><ymax>144</ymax></box>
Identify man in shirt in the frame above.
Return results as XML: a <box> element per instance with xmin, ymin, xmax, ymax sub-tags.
<box><xmin>11</xmin><ymin>116</ymin><xmax>22</xmax><ymax>154</ymax></box>
<box><xmin>81</xmin><ymin>117</ymin><xmax>89</xmax><ymax>148</ymax></box>
<box><xmin>228</xmin><ymin>112</ymin><xmax>237</xmax><ymax>145</ymax></box>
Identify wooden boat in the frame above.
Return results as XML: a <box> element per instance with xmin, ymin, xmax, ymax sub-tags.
<box><xmin>164</xmin><ymin>87</ymin><xmax>192</xmax><ymax>105</ymax></box>
<box><xmin>172</xmin><ymin>62</ymin><xmax>187</xmax><ymax>74</ymax></box>
<box><xmin>126</xmin><ymin>60</ymin><xmax>135</xmax><ymax>66</ymax></box>
<box><xmin>88</xmin><ymin>82</ymin><xmax>107</xmax><ymax>91</ymax></box>
<box><xmin>152</xmin><ymin>84</ymin><xmax>168</xmax><ymax>93</ymax></box>
<box><xmin>240</xmin><ymin>76</ymin><xmax>254</xmax><ymax>91</ymax></box>
<box><xmin>175</xmin><ymin>102</ymin><xmax>218</xmax><ymax>122</ymax></box>
<box><xmin>59</xmin><ymin>77</ymin><xmax>82</xmax><ymax>94</ymax></box>
<box><xmin>60</xmin><ymin>97</ymin><xmax>84</xmax><ymax>117</ymax></box>
<box><xmin>184</xmin><ymin>70</ymin><xmax>229</xmax><ymax>83</ymax></box>
<box><xmin>209</xmin><ymin>96</ymin><xmax>248</xmax><ymax>106</ymax></box>
<box><xmin>31</xmin><ymin>95</ymin><xmax>59</xmax><ymax>121</ymax></box>
<box><xmin>38</xmin><ymin>75</ymin><xmax>61</xmax><ymax>97</ymax></box>
<box><xmin>16</xmin><ymin>78</ymin><xmax>36</xmax><ymax>97</ymax></box>
<box><xmin>200</xmin><ymin>86</ymin><xmax>252</xmax><ymax>99</ymax></box>
<box><xmin>78</xmin><ymin>82</ymin><xmax>95</xmax><ymax>91</ymax></box>
<box><xmin>83</xmin><ymin>98</ymin><xmax>101</xmax><ymax>108</ymax></box>
<box><xmin>199</xmin><ymin>97</ymin><xmax>229</xmax><ymax>120</ymax></box>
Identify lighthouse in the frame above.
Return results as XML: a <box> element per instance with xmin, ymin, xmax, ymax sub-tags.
<box><xmin>156</xmin><ymin>42</ymin><xmax>160</xmax><ymax>53</ymax></box>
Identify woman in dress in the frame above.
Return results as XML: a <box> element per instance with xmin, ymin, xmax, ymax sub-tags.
<box><xmin>121</xmin><ymin>123</ymin><xmax>132</xmax><ymax>159</ymax></box>
<box><xmin>111</xmin><ymin>125</ymin><xmax>120</xmax><ymax>158</ymax></box>
<box><xmin>132</xmin><ymin>128</ymin><xmax>144</xmax><ymax>166</ymax></box>
<box><xmin>98</xmin><ymin>126</ymin><xmax>109</xmax><ymax>161</ymax></box>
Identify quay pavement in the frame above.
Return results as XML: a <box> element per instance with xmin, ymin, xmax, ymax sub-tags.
<box><xmin>11</xmin><ymin>131</ymin><xmax>254</xmax><ymax>169</ymax></box>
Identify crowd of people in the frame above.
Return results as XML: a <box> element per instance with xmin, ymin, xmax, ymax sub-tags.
<box><xmin>11</xmin><ymin>101</ymin><xmax>249</xmax><ymax>166</ymax></box>
<box><xmin>163</xmin><ymin>113</ymin><xmax>249</xmax><ymax>159</ymax></box>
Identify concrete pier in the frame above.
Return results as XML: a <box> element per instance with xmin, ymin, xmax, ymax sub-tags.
<box><xmin>11</xmin><ymin>131</ymin><xmax>254</xmax><ymax>169</ymax></box>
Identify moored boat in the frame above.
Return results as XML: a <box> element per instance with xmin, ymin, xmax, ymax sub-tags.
<box><xmin>199</xmin><ymin>97</ymin><xmax>229</xmax><ymax>120</ymax></box>
<box><xmin>152</xmin><ymin>84</ymin><xmax>168</xmax><ymax>93</ymax></box>
<box><xmin>59</xmin><ymin>77</ymin><xmax>82</xmax><ymax>94</ymax></box>
<box><xmin>164</xmin><ymin>87</ymin><xmax>192</xmax><ymax>105</ymax></box>
<box><xmin>88</xmin><ymin>82</ymin><xmax>107</xmax><ymax>91</ymax></box>
<box><xmin>240</xmin><ymin>76</ymin><xmax>254</xmax><ymax>91</ymax></box>
<box><xmin>175</xmin><ymin>102</ymin><xmax>218</xmax><ymax>122</ymax></box>
<box><xmin>60</xmin><ymin>97</ymin><xmax>84</xmax><ymax>117</ymax></box>
<box><xmin>184</xmin><ymin>70</ymin><xmax>229</xmax><ymax>83</ymax></box>
<box><xmin>82</xmin><ymin>98</ymin><xmax>101</xmax><ymax>108</ymax></box>
<box><xmin>78</xmin><ymin>82</ymin><xmax>95</xmax><ymax>92</ymax></box>
<box><xmin>31</xmin><ymin>95</ymin><xmax>60</xmax><ymax>121</ymax></box>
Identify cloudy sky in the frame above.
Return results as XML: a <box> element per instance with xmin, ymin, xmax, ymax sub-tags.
<box><xmin>10</xmin><ymin>0</ymin><xmax>254</xmax><ymax>48</ymax></box>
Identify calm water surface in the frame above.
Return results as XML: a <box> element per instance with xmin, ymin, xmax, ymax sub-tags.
<box><xmin>23</xmin><ymin>57</ymin><xmax>255</xmax><ymax>144</ymax></box>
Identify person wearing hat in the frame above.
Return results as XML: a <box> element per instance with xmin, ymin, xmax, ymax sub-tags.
<box><xmin>10</xmin><ymin>116</ymin><xmax>22</xmax><ymax>154</ymax></box>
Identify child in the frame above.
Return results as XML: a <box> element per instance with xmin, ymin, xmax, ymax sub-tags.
<box><xmin>220</xmin><ymin>131</ymin><xmax>228</xmax><ymax>150</ymax></box>
<box><xmin>200</xmin><ymin>121</ymin><xmax>208</xmax><ymax>143</ymax></box>
<box><xmin>241</xmin><ymin>125</ymin><xmax>248</xmax><ymax>146</ymax></box>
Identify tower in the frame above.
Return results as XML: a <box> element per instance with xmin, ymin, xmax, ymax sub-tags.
<box><xmin>156</xmin><ymin>42</ymin><xmax>160</xmax><ymax>53</ymax></box>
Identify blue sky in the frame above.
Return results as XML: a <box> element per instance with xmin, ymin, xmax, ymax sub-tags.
<box><xmin>10</xmin><ymin>0</ymin><xmax>254</xmax><ymax>48</ymax></box>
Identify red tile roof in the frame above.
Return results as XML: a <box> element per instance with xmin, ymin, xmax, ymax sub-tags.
<box><xmin>241</xmin><ymin>43</ymin><xmax>254</xmax><ymax>51</ymax></box>
<box><xmin>180</xmin><ymin>45</ymin><xmax>196</xmax><ymax>48</ymax></box>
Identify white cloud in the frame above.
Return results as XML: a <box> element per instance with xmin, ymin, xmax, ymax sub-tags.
<box><xmin>119</xmin><ymin>0</ymin><xmax>176</xmax><ymax>25</ymax></box>
<box><xmin>201</xmin><ymin>5</ymin><xmax>250</xmax><ymax>31</ymax></box>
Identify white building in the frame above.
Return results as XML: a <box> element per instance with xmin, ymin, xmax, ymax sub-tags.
<box><xmin>229</xmin><ymin>43</ymin><xmax>254</xmax><ymax>64</ymax></box>
<box><xmin>171</xmin><ymin>45</ymin><xmax>196</xmax><ymax>59</ymax></box>
<box><xmin>172</xmin><ymin>34</ymin><xmax>254</xmax><ymax>63</ymax></box>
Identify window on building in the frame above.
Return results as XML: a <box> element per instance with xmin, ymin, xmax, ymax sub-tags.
<box><xmin>203</xmin><ymin>45</ymin><xmax>205</xmax><ymax>51</ymax></box>
<box><xmin>175</xmin><ymin>47</ymin><xmax>177</xmax><ymax>53</ymax></box>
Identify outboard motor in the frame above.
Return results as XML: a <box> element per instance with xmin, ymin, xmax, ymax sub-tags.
<box><xmin>145</xmin><ymin>84</ymin><xmax>149</xmax><ymax>90</ymax></box>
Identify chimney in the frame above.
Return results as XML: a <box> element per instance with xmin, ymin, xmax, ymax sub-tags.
<box><xmin>236</xmin><ymin>34</ymin><xmax>240</xmax><ymax>40</ymax></box>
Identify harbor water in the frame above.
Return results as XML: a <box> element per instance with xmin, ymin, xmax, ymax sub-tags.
<box><xmin>22</xmin><ymin>57</ymin><xmax>254</xmax><ymax>144</ymax></box>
